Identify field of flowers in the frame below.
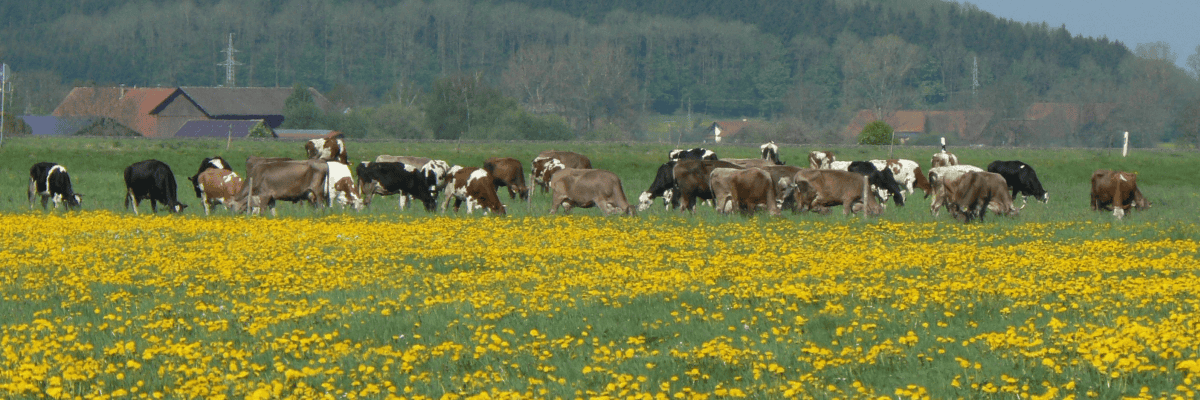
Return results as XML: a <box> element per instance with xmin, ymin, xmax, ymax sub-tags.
<box><xmin>2</xmin><ymin>211</ymin><xmax>1199</xmax><ymax>399</ymax></box>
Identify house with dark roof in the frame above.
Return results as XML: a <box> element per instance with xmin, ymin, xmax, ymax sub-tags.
<box><xmin>19</xmin><ymin>116</ymin><xmax>99</xmax><ymax>135</ymax></box>
<box><xmin>52</xmin><ymin>86</ymin><xmax>332</xmax><ymax>137</ymax></box>
<box><xmin>174</xmin><ymin>119</ymin><xmax>270</xmax><ymax>138</ymax></box>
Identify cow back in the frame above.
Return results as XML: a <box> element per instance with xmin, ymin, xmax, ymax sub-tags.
<box><xmin>551</xmin><ymin>169</ymin><xmax>631</xmax><ymax>215</ymax></box>
<box><xmin>538</xmin><ymin>150</ymin><xmax>592</xmax><ymax>169</ymax></box>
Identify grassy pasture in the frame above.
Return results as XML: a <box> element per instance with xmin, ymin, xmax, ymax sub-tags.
<box><xmin>1</xmin><ymin>136</ymin><xmax>1197</xmax><ymax>223</ymax></box>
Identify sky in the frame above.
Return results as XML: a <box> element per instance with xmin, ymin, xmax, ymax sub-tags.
<box><xmin>963</xmin><ymin>0</ymin><xmax>1199</xmax><ymax>70</ymax></box>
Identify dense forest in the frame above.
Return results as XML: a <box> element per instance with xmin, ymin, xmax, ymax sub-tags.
<box><xmin>1</xmin><ymin>0</ymin><xmax>1199</xmax><ymax>146</ymax></box>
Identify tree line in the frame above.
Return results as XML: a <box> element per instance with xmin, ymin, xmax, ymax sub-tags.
<box><xmin>2</xmin><ymin>0</ymin><xmax>1199</xmax><ymax>146</ymax></box>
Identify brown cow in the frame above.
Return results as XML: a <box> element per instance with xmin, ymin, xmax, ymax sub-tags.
<box><xmin>530</xmin><ymin>151</ymin><xmax>592</xmax><ymax>193</ymax></box>
<box><xmin>791</xmin><ymin>169</ymin><xmax>883</xmax><ymax>216</ymax></box>
<box><xmin>484</xmin><ymin>157</ymin><xmax>529</xmax><ymax>200</ymax></box>
<box><xmin>1090</xmin><ymin>170</ymin><xmax>1150</xmax><ymax>219</ymax></box>
<box><xmin>927</xmin><ymin>165</ymin><xmax>984</xmax><ymax>216</ymax></box>
<box><xmin>672</xmin><ymin>159</ymin><xmax>743</xmax><ymax>211</ymax></box>
<box><xmin>808</xmin><ymin>151</ymin><xmax>835</xmax><ymax>169</ymax></box>
<box><xmin>442</xmin><ymin>167</ymin><xmax>506</xmax><ymax>215</ymax></box>
<box><xmin>710</xmin><ymin>168</ymin><xmax>780</xmax><ymax>216</ymax></box>
<box><xmin>232</xmin><ymin>159</ymin><xmax>328</xmax><ymax>216</ymax></box>
<box><xmin>549</xmin><ymin>169</ymin><xmax>634</xmax><ymax>216</ymax></box>
<box><xmin>305</xmin><ymin>131</ymin><xmax>348</xmax><ymax>164</ymax></box>
<box><xmin>942</xmin><ymin>171</ymin><xmax>1018</xmax><ymax>223</ymax></box>
<box><xmin>189</xmin><ymin>168</ymin><xmax>244</xmax><ymax>215</ymax></box>
<box><xmin>758</xmin><ymin>165</ymin><xmax>803</xmax><ymax>211</ymax></box>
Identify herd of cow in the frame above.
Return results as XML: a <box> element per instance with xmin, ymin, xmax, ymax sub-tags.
<box><xmin>24</xmin><ymin>133</ymin><xmax>1152</xmax><ymax>222</ymax></box>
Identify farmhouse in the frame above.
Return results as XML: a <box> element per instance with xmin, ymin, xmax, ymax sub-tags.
<box><xmin>843</xmin><ymin>110</ymin><xmax>992</xmax><ymax>144</ymax></box>
<box><xmin>52</xmin><ymin>86</ymin><xmax>332</xmax><ymax>137</ymax></box>
<box><xmin>708</xmin><ymin>119</ymin><xmax>750</xmax><ymax>143</ymax></box>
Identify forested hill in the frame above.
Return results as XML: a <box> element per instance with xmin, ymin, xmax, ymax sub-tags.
<box><xmin>2</xmin><ymin>0</ymin><xmax>1195</xmax><ymax>146</ymax></box>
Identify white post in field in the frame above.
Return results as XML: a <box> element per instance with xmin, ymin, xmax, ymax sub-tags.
<box><xmin>1122</xmin><ymin>132</ymin><xmax>1129</xmax><ymax>157</ymax></box>
<box><xmin>940</xmin><ymin>137</ymin><xmax>946</xmax><ymax>152</ymax></box>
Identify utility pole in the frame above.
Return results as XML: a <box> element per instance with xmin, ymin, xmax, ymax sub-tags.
<box><xmin>972</xmin><ymin>56</ymin><xmax>979</xmax><ymax>101</ymax></box>
<box><xmin>0</xmin><ymin>63</ymin><xmax>8</xmax><ymax>148</ymax></box>
<box><xmin>217</xmin><ymin>33</ymin><xmax>242</xmax><ymax>87</ymax></box>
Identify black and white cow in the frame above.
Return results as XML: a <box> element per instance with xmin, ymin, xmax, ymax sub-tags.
<box><xmin>987</xmin><ymin>160</ymin><xmax>1049</xmax><ymax>208</ymax></box>
<box><xmin>760</xmin><ymin>141</ymin><xmax>782</xmax><ymax>165</ymax></box>
<box><xmin>845</xmin><ymin>161</ymin><xmax>905</xmax><ymax>206</ymax></box>
<box><xmin>356</xmin><ymin>161</ymin><xmax>438</xmax><ymax>211</ymax></box>
<box><xmin>124</xmin><ymin>159</ymin><xmax>188</xmax><ymax>214</ymax></box>
<box><xmin>638</xmin><ymin>161</ymin><xmax>679</xmax><ymax>211</ymax></box>
<box><xmin>669</xmin><ymin>148</ymin><xmax>718</xmax><ymax>161</ymax></box>
<box><xmin>28</xmin><ymin>162</ymin><xmax>82</xmax><ymax>211</ymax></box>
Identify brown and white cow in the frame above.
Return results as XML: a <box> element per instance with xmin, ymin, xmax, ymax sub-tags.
<box><xmin>927</xmin><ymin>165</ymin><xmax>984</xmax><ymax>216</ymax></box>
<box><xmin>942</xmin><ymin>171</ymin><xmax>1018</xmax><ymax>223</ymax></box>
<box><xmin>190</xmin><ymin>168</ymin><xmax>244</xmax><ymax>215</ymax></box>
<box><xmin>483</xmin><ymin>157</ymin><xmax>529</xmax><ymax>200</ymax></box>
<box><xmin>791</xmin><ymin>169</ymin><xmax>883</xmax><ymax>216</ymax></box>
<box><xmin>442</xmin><ymin>167</ymin><xmax>506</xmax><ymax>215</ymax></box>
<box><xmin>305</xmin><ymin>131</ymin><xmax>348</xmax><ymax>164</ymax></box>
<box><xmin>233</xmin><ymin>159</ymin><xmax>328</xmax><ymax>216</ymax></box>
<box><xmin>531</xmin><ymin>151</ymin><xmax>592</xmax><ymax>193</ymax></box>
<box><xmin>325</xmin><ymin>161</ymin><xmax>363</xmax><ymax>210</ymax></box>
<box><xmin>931</xmin><ymin>150</ymin><xmax>959</xmax><ymax>168</ymax></box>
<box><xmin>1090</xmin><ymin>170</ymin><xmax>1150</xmax><ymax>219</ymax></box>
<box><xmin>808</xmin><ymin>151</ymin><xmax>836</xmax><ymax>169</ymax></box>
<box><xmin>869</xmin><ymin>159</ymin><xmax>932</xmax><ymax>199</ymax></box>
<box><xmin>549</xmin><ymin>169</ymin><xmax>634</xmax><ymax>216</ymax></box>
<box><xmin>710</xmin><ymin>168</ymin><xmax>780</xmax><ymax>216</ymax></box>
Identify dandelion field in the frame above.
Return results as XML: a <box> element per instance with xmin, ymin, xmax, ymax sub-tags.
<box><xmin>2</xmin><ymin>137</ymin><xmax>1200</xmax><ymax>398</ymax></box>
<box><xmin>2</xmin><ymin>211</ymin><xmax>1199</xmax><ymax>399</ymax></box>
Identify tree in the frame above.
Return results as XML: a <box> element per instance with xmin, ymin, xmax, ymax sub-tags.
<box><xmin>842</xmin><ymin>35</ymin><xmax>923</xmax><ymax>120</ymax></box>
<box><xmin>1186</xmin><ymin>44</ymin><xmax>1200</xmax><ymax>80</ymax></box>
<box><xmin>858</xmin><ymin>120</ymin><xmax>895</xmax><ymax>145</ymax></box>
<box><xmin>423</xmin><ymin>74</ymin><xmax>516</xmax><ymax>140</ymax></box>
<box><xmin>281</xmin><ymin>84</ymin><xmax>325</xmax><ymax>129</ymax></box>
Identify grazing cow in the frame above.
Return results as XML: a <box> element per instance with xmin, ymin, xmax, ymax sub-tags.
<box><xmin>325</xmin><ymin>161</ymin><xmax>364</xmax><ymax>210</ymax></box>
<box><xmin>232</xmin><ymin>159</ymin><xmax>329</xmax><ymax>216</ymax></box>
<box><xmin>710</xmin><ymin>168</ymin><xmax>780</xmax><ymax>216</ymax></box>
<box><xmin>189</xmin><ymin>168</ymin><xmax>244</xmax><ymax>215</ymax></box>
<box><xmin>869</xmin><ymin>159</ymin><xmax>931</xmax><ymax>198</ymax></box>
<box><xmin>931</xmin><ymin>150</ymin><xmax>959</xmax><ymax>168</ymax></box>
<box><xmin>672</xmin><ymin>159</ymin><xmax>744</xmax><ymax>211</ymax></box>
<box><xmin>549</xmin><ymin>169</ymin><xmax>634</xmax><ymax>215</ymax></box>
<box><xmin>942</xmin><ymin>171</ymin><xmax>1018</xmax><ymax>223</ymax></box>
<box><xmin>28</xmin><ymin>162</ymin><xmax>82</xmax><ymax>211</ymax></box>
<box><xmin>669</xmin><ymin>148</ymin><xmax>718</xmax><ymax>160</ymax></box>
<box><xmin>305</xmin><ymin>131</ymin><xmax>348</xmax><ymax>164</ymax></box>
<box><xmin>809</xmin><ymin>151</ymin><xmax>836</xmax><ymax>169</ymax></box>
<box><xmin>483</xmin><ymin>157</ymin><xmax>529</xmax><ymax>200</ymax></box>
<box><xmin>124</xmin><ymin>160</ymin><xmax>188</xmax><ymax>215</ymax></box>
<box><xmin>442</xmin><ymin>167</ymin><xmax>507</xmax><ymax>215</ymax></box>
<box><xmin>637</xmin><ymin>161</ymin><xmax>679</xmax><ymax>211</ymax></box>
<box><xmin>357</xmin><ymin>162</ymin><xmax>437</xmax><ymax>212</ymax></box>
<box><xmin>530</xmin><ymin>156</ymin><xmax>569</xmax><ymax>193</ymax></box>
<box><xmin>759</xmin><ymin>165</ymin><xmax>803</xmax><ymax>211</ymax></box>
<box><xmin>927</xmin><ymin>165</ymin><xmax>984</xmax><ymax>216</ymax></box>
<box><xmin>987</xmin><ymin>160</ymin><xmax>1049</xmax><ymax>207</ymax></box>
<box><xmin>846</xmin><ymin>161</ymin><xmax>906</xmax><ymax>207</ymax></box>
<box><xmin>374</xmin><ymin>155</ymin><xmax>452</xmax><ymax>209</ymax></box>
<box><xmin>760</xmin><ymin>142</ymin><xmax>782</xmax><ymax>164</ymax></box>
<box><xmin>1090</xmin><ymin>170</ymin><xmax>1150</xmax><ymax>219</ymax></box>
<box><xmin>187</xmin><ymin>156</ymin><xmax>234</xmax><ymax>199</ymax></box>
<box><xmin>791</xmin><ymin>169</ymin><xmax>883</xmax><ymax>216</ymax></box>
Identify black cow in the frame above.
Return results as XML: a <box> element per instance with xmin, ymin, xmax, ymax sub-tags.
<box><xmin>847</xmin><ymin>161</ymin><xmax>905</xmax><ymax>206</ymax></box>
<box><xmin>124</xmin><ymin>159</ymin><xmax>188</xmax><ymax>214</ymax></box>
<box><xmin>188</xmin><ymin>156</ymin><xmax>234</xmax><ymax>199</ymax></box>
<box><xmin>356</xmin><ymin>162</ymin><xmax>438</xmax><ymax>211</ymax></box>
<box><xmin>987</xmin><ymin>160</ymin><xmax>1049</xmax><ymax>207</ymax></box>
<box><xmin>637</xmin><ymin>161</ymin><xmax>679</xmax><ymax>211</ymax></box>
<box><xmin>28</xmin><ymin>162</ymin><xmax>82</xmax><ymax>211</ymax></box>
<box><xmin>669</xmin><ymin>148</ymin><xmax>718</xmax><ymax>161</ymax></box>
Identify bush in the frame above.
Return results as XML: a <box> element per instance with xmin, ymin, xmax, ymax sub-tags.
<box><xmin>858</xmin><ymin>120</ymin><xmax>896</xmax><ymax>145</ymax></box>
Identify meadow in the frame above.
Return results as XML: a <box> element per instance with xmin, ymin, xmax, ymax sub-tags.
<box><xmin>1</xmin><ymin>136</ymin><xmax>1199</xmax><ymax>399</ymax></box>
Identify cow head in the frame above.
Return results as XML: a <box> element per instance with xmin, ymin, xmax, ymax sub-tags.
<box><xmin>870</xmin><ymin>170</ymin><xmax>905</xmax><ymax>207</ymax></box>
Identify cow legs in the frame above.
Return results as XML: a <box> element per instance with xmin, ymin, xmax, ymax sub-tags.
<box><xmin>28</xmin><ymin>179</ymin><xmax>37</xmax><ymax>210</ymax></box>
<box><xmin>126</xmin><ymin>192</ymin><xmax>139</xmax><ymax>216</ymax></box>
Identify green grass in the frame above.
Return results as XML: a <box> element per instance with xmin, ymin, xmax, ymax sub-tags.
<box><xmin>2</xmin><ymin>136</ymin><xmax>1197</xmax><ymax>224</ymax></box>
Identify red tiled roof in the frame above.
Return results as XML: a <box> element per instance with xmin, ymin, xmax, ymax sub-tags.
<box><xmin>52</xmin><ymin>87</ymin><xmax>178</xmax><ymax>137</ymax></box>
<box><xmin>712</xmin><ymin>120</ymin><xmax>751</xmax><ymax>139</ymax></box>
<box><xmin>843</xmin><ymin>110</ymin><xmax>992</xmax><ymax>142</ymax></box>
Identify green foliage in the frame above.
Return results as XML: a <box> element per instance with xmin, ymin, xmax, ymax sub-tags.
<box><xmin>858</xmin><ymin>120</ymin><xmax>896</xmax><ymax>145</ymax></box>
<box><xmin>247</xmin><ymin>121</ymin><xmax>273</xmax><ymax>138</ymax></box>
<box><xmin>366</xmin><ymin>102</ymin><xmax>426</xmax><ymax>139</ymax></box>
<box><xmin>492</xmin><ymin>109</ymin><xmax>574</xmax><ymax>141</ymax></box>
<box><xmin>424</xmin><ymin>75</ymin><xmax>518</xmax><ymax>140</ymax></box>
<box><xmin>281</xmin><ymin>84</ymin><xmax>326</xmax><ymax>130</ymax></box>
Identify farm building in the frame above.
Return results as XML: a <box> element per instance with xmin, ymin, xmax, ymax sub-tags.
<box><xmin>52</xmin><ymin>86</ymin><xmax>331</xmax><ymax>138</ymax></box>
<box><xmin>708</xmin><ymin>120</ymin><xmax>751</xmax><ymax>143</ymax></box>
